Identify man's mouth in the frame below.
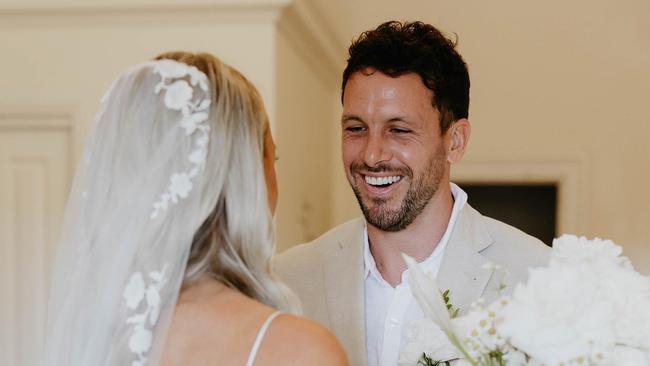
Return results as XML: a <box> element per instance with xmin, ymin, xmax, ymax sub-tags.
<box><xmin>359</xmin><ymin>174</ymin><xmax>405</xmax><ymax>199</ymax></box>
<box><xmin>364</xmin><ymin>175</ymin><xmax>402</xmax><ymax>187</ymax></box>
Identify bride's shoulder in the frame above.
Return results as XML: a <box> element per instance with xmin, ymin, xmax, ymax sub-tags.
<box><xmin>258</xmin><ymin>313</ymin><xmax>348</xmax><ymax>366</ymax></box>
<box><xmin>162</xmin><ymin>279</ymin><xmax>347</xmax><ymax>365</ymax></box>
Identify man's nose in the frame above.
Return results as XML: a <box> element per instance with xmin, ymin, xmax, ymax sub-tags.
<box><xmin>362</xmin><ymin>132</ymin><xmax>390</xmax><ymax>167</ymax></box>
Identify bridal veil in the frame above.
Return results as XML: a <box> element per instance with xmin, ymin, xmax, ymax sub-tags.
<box><xmin>44</xmin><ymin>58</ymin><xmax>295</xmax><ymax>366</ymax></box>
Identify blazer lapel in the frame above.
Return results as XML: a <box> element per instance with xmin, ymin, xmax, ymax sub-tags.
<box><xmin>322</xmin><ymin>218</ymin><xmax>367</xmax><ymax>366</ymax></box>
<box><xmin>437</xmin><ymin>205</ymin><xmax>495</xmax><ymax>313</ymax></box>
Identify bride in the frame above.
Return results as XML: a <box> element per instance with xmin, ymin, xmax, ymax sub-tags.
<box><xmin>44</xmin><ymin>51</ymin><xmax>347</xmax><ymax>366</ymax></box>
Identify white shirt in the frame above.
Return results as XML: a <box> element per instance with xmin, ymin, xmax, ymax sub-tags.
<box><xmin>364</xmin><ymin>183</ymin><xmax>468</xmax><ymax>366</ymax></box>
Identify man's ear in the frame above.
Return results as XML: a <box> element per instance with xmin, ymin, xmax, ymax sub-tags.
<box><xmin>446</xmin><ymin>118</ymin><xmax>471</xmax><ymax>164</ymax></box>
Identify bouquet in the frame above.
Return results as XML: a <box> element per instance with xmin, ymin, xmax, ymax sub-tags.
<box><xmin>399</xmin><ymin>235</ymin><xmax>650</xmax><ymax>366</ymax></box>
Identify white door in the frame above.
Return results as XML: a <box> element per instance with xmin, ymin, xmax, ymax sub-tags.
<box><xmin>0</xmin><ymin>114</ymin><xmax>71</xmax><ymax>366</ymax></box>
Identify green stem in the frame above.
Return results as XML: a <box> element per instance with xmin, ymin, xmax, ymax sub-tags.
<box><xmin>446</xmin><ymin>331</ymin><xmax>479</xmax><ymax>366</ymax></box>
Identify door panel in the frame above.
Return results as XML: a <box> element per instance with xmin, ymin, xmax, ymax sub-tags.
<box><xmin>0</xmin><ymin>118</ymin><xmax>71</xmax><ymax>365</ymax></box>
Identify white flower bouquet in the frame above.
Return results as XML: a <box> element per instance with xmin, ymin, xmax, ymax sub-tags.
<box><xmin>400</xmin><ymin>235</ymin><xmax>650</xmax><ymax>366</ymax></box>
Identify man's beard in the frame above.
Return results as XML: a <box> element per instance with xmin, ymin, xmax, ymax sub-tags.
<box><xmin>350</xmin><ymin>155</ymin><xmax>445</xmax><ymax>232</ymax></box>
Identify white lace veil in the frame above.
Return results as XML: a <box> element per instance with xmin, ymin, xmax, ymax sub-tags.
<box><xmin>44</xmin><ymin>59</ymin><xmax>257</xmax><ymax>365</ymax></box>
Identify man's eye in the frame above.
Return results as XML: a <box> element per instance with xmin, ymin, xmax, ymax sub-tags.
<box><xmin>345</xmin><ymin>126</ymin><xmax>365</xmax><ymax>132</ymax></box>
<box><xmin>391</xmin><ymin>128</ymin><xmax>410</xmax><ymax>134</ymax></box>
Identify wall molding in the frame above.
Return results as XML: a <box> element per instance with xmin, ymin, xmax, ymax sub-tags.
<box><xmin>0</xmin><ymin>108</ymin><xmax>74</xmax><ymax>130</ymax></box>
<box><xmin>276</xmin><ymin>0</ymin><xmax>344</xmax><ymax>88</ymax></box>
<box><xmin>0</xmin><ymin>1</ymin><xmax>290</xmax><ymax>27</ymax></box>
<box><xmin>0</xmin><ymin>107</ymin><xmax>76</xmax><ymax>181</ymax></box>
<box><xmin>0</xmin><ymin>107</ymin><xmax>74</xmax><ymax>366</ymax></box>
<box><xmin>452</xmin><ymin>152</ymin><xmax>590</xmax><ymax>237</ymax></box>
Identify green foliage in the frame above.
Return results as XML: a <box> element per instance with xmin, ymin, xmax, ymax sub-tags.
<box><xmin>442</xmin><ymin>289</ymin><xmax>460</xmax><ymax>318</ymax></box>
<box><xmin>475</xmin><ymin>349</ymin><xmax>507</xmax><ymax>366</ymax></box>
<box><xmin>417</xmin><ymin>353</ymin><xmax>451</xmax><ymax>366</ymax></box>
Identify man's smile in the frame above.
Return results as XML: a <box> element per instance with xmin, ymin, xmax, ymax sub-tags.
<box><xmin>358</xmin><ymin>173</ymin><xmax>405</xmax><ymax>199</ymax></box>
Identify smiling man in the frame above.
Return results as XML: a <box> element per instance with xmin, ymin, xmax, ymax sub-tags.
<box><xmin>275</xmin><ymin>21</ymin><xmax>549</xmax><ymax>366</ymax></box>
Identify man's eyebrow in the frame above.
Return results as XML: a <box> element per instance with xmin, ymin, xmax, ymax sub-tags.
<box><xmin>386</xmin><ymin>116</ymin><xmax>411</xmax><ymax>123</ymax></box>
<box><xmin>341</xmin><ymin>114</ymin><xmax>364</xmax><ymax>123</ymax></box>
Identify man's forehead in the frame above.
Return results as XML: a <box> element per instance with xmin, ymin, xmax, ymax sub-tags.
<box><xmin>381</xmin><ymin>88</ymin><xmax>397</xmax><ymax>99</ymax></box>
<box><xmin>344</xmin><ymin>71</ymin><xmax>435</xmax><ymax>115</ymax></box>
<box><xmin>346</xmin><ymin>70</ymin><xmax>431</xmax><ymax>96</ymax></box>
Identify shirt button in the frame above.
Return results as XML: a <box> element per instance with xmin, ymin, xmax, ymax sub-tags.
<box><xmin>389</xmin><ymin>318</ymin><xmax>399</xmax><ymax>327</ymax></box>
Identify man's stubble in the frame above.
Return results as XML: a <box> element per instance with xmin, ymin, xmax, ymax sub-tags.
<box><xmin>350</xmin><ymin>151</ymin><xmax>446</xmax><ymax>232</ymax></box>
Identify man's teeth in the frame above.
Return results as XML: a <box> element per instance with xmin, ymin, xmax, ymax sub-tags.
<box><xmin>365</xmin><ymin>176</ymin><xmax>402</xmax><ymax>186</ymax></box>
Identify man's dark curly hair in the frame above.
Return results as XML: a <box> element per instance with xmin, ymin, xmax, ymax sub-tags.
<box><xmin>342</xmin><ymin>21</ymin><xmax>470</xmax><ymax>133</ymax></box>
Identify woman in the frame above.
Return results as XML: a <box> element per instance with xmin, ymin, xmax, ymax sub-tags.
<box><xmin>44</xmin><ymin>52</ymin><xmax>347</xmax><ymax>365</ymax></box>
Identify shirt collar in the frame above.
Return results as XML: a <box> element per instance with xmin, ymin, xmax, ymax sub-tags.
<box><xmin>363</xmin><ymin>182</ymin><xmax>468</xmax><ymax>281</ymax></box>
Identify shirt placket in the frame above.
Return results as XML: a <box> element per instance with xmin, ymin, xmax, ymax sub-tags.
<box><xmin>379</xmin><ymin>281</ymin><xmax>412</xmax><ymax>366</ymax></box>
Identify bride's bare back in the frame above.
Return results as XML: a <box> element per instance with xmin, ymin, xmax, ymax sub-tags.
<box><xmin>161</xmin><ymin>278</ymin><xmax>348</xmax><ymax>365</ymax></box>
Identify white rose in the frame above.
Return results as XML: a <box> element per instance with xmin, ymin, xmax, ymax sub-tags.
<box><xmin>497</xmin><ymin>264</ymin><xmax>615</xmax><ymax>365</ymax></box>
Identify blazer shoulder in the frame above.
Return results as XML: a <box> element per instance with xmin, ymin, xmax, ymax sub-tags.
<box><xmin>274</xmin><ymin>217</ymin><xmax>364</xmax><ymax>272</ymax></box>
<box><xmin>480</xmin><ymin>214</ymin><xmax>551</xmax><ymax>271</ymax></box>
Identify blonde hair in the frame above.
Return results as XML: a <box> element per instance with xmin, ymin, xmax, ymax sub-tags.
<box><xmin>154</xmin><ymin>51</ymin><xmax>299</xmax><ymax>313</ymax></box>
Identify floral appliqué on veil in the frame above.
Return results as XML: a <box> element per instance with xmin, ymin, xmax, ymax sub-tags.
<box><xmin>149</xmin><ymin>60</ymin><xmax>212</xmax><ymax>219</ymax></box>
<box><xmin>122</xmin><ymin>60</ymin><xmax>212</xmax><ymax>365</ymax></box>
<box><xmin>123</xmin><ymin>265</ymin><xmax>169</xmax><ymax>366</ymax></box>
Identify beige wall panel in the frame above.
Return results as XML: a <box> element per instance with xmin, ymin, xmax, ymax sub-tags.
<box><xmin>0</xmin><ymin>18</ymin><xmax>276</xmax><ymax>161</ymax></box>
<box><xmin>274</xmin><ymin>29</ymin><xmax>339</xmax><ymax>250</ymax></box>
<box><xmin>0</xmin><ymin>116</ymin><xmax>71</xmax><ymax>365</ymax></box>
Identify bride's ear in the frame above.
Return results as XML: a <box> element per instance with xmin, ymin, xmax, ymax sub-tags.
<box><xmin>446</xmin><ymin>118</ymin><xmax>470</xmax><ymax>164</ymax></box>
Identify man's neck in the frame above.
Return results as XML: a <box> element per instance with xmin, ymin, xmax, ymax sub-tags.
<box><xmin>367</xmin><ymin>184</ymin><xmax>454</xmax><ymax>287</ymax></box>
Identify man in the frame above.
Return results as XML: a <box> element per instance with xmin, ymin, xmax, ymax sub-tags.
<box><xmin>274</xmin><ymin>21</ymin><xmax>549</xmax><ymax>366</ymax></box>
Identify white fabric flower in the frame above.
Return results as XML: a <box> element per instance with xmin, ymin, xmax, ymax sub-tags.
<box><xmin>180</xmin><ymin>112</ymin><xmax>208</xmax><ymax>135</ymax></box>
<box><xmin>123</xmin><ymin>272</ymin><xmax>145</xmax><ymax>310</ymax></box>
<box><xmin>149</xmin><ymin>59</ymin><xmax>211</xmax><ymax>218</ymax></box>
<box><xmin>128</xmin><ymin>328</ymin><xmax>152</xmax><ymax>354</ymax></box>
<box><xmin>164</xmin><ymin>80</ymin><xmax>193</xmax><ymax>111</ymax></box>
<box><xmin>188</xmin><ymin>148</ymin><xmax>207</xmax><ymax>165</ymax></box>
<box><xmin>124</xmin><ymin>263</ymin><xmax>169</xmax><ymax>363</ymax></box>
<box><xmin>154</xmin><ymin>59</ymin><xmax>191</xmax><ymax>79</ymax></box>
<box><xmin>145</xmin><ymin>285</ymin><xmax>160</xmax><ymax>308</ymax></box>
<box><xmin>187</xmin><ymin>67</ymin><xmax>209</xmax><ymax>92</ymax></box>
<box><xmin>196</xmin><ymin>133</ymin><xmax>209</xmax><ymax>147</ymax></box>
<box><xmin>169</xmin><ymin>173</ymin><xmax>193</xmax><ymax>201</ymax></box>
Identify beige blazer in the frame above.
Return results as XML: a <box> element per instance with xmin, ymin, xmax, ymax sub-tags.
<box><xmin>274</xmin><ymin>204</ymin><xmax>550</xmax><ymax>366</ymax></box>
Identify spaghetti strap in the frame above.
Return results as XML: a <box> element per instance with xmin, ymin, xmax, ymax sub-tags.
<box><xmin>246</xmin><ymin>311</ymin><xmax>282</xmax><ymax>366</ymax></box>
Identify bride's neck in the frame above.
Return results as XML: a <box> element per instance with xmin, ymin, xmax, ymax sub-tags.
<box><xmin>179</xmin><ymin>276</ymin><xmax>230</xmax><ymax>302</ymax></box>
